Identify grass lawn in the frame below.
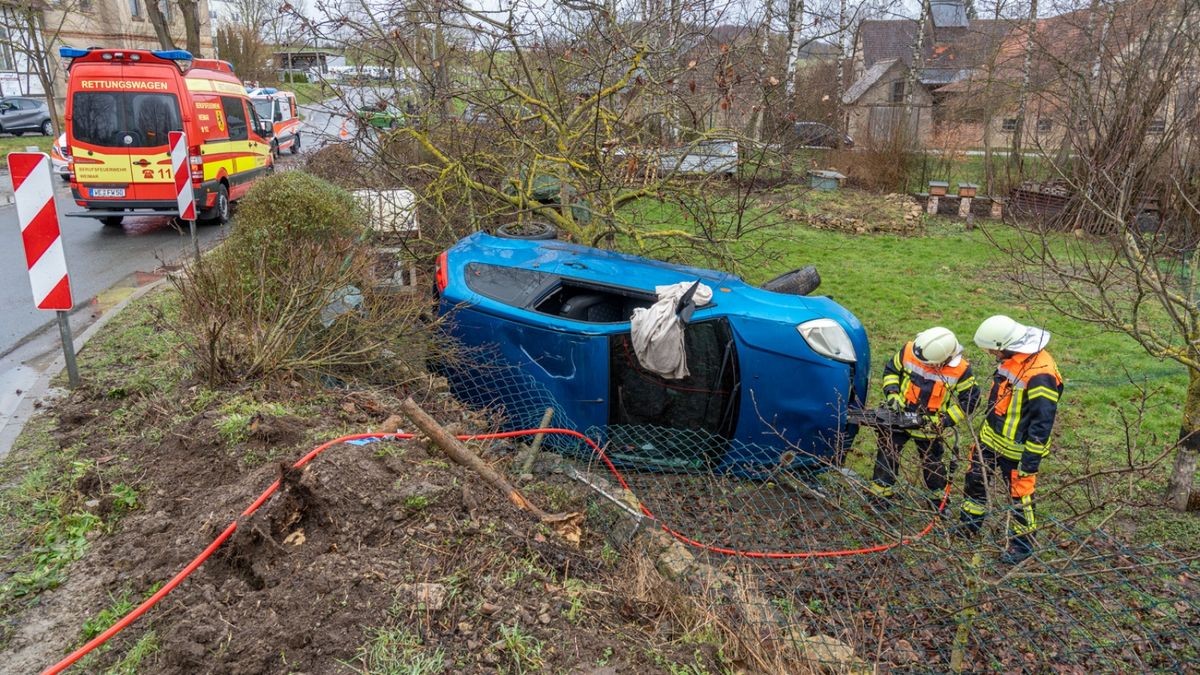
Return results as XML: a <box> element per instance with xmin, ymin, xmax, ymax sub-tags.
<box><xmin>289</xmin><ymin>82</ymin><xmax>327</xmax><ymax>106</ymax></box>
<box><xmin>0</xmin><ymin>135</ymin><xmax>53</xmax><ymax>155</ymax></box>
<box><xmin>760</xmin><ymin>196</ymin><xmax>1195</xmax><ymax>543</ymax></box>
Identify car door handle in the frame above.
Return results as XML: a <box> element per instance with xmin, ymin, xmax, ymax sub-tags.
<box><xmin>132</xmin><ymin>159</ymin><xmax>150</xmax><ymax>167</ymax></box>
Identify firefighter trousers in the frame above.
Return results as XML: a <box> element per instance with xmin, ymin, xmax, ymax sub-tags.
<box><xmin>871</xmin><ymin>429</ymin><xmax>947</xmax><ymax>495</ymax></box>
<box><xmin>961</xmin><ymin>444</ymin><xmax>1037</xmax><ymax>536</ymax></box>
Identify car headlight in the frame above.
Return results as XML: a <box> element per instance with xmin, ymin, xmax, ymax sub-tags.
<box><xmin>797</xmin><ymin>318</ymin><xmax>856</xmax><ymax>363</ymax></box>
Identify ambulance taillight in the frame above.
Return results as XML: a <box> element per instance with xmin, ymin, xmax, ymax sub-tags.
<box><xmin>189</xmin><ymin>147</ymin><xmax>203</xmax><ymax>184</ymax></box>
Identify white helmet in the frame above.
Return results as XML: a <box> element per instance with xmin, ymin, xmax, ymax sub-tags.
<box><xmin>974</xmin><ymin>315</ymin><xmax>1022</xmax><ymax>351</ymax></box>
<box><xmin>913</xmin><ymin>327</ymin><xmax>962</xmax><ymax>365</ymax></box>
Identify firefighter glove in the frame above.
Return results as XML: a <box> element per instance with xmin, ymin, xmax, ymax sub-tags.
<box><xmin>1010</xmin><ymin>470</ymin><xmax>1037</xmax><ymax>499</ymax></box>
<box><xmin>885</xmin><ymin>392</ymin><xmax>905</xmax><ymax>412</ymax></box>
<box><xmin>1016</xmin><ymin>445</ymin><xmax>1042</xmax><ymax>475</ymax></box>
<box><xmin>923</xmin><ymin>412</ymin><xmax>950</xmax><ymax>429</ymax></box>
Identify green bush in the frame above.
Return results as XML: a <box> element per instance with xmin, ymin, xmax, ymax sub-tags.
<box><xmin>231</xmin><ymin>170</ymin><xmax>366</xmax><ymax>254</ymax></box>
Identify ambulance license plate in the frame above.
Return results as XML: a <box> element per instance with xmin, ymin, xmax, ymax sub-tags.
<box><xmin>90</xmin><ymin>188</ymin><xmax>125</xmax><ymax>198</ymax></box>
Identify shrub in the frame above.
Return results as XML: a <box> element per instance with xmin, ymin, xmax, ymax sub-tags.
<box><xmin>830</xmin><ymin>132</ymin><xmax>920</xmax><ymax>193</ymax></box>
<box><xmin>174</xmin><ymin>171</ymin><xmax>439</xmax><ymax>384</ymax></box>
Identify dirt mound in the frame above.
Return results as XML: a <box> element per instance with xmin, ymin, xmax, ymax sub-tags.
<box><xmin>3</xmin><ymin>382</ymin><xmax>719</xmax><ymax>674</ymax></box>
<box><xmin>764</xmin><ymin>187</ymin><xmax>924</xmax><ymax>234</ymax></box>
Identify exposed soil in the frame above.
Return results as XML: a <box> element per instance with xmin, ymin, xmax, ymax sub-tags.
<box><xmin>0</xmin><ymin>383</ymin><xmax>722</xmax><ymax>674</ymax></box>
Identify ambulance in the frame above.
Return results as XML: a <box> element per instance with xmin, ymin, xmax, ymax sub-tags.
<box><xmin>60</xmin><ymin>47</ymin><xmax>274</xmax><ymax>227</ymax></box>
<box><xmin>248</xmin><ymin>88</ymin><xmax>302</xmax><ymax>156</ymax></box>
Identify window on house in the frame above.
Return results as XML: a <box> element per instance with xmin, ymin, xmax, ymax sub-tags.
<box><xmin>0</xmin><ymin>30</ymin><xmax>13</xmax><ymax>71</ymax></box>
<box><xmin>79</xmin><ymin>0</ymin><xmax>93</xmax><ymax>11</ymax></box>
<box><xmin>1001</xmin><ymin>118</ymin><xmax>1017</xmax><ymax>132</ymax></box>
<box><xmin>1036</xmin><ymin>118</ymin><xmax>1053</xmax><ymax>133</ymax></box>
<box><xmin>159</xmin><ymin>0</ymin><xmax>172</xmax><ymax>21</ymax></box>
<box><xmin>890</xmin><ymin>80</ymin><xmax>906</xmax><ymax>104</ymax></box>
<box><xmin>1148</xmin><ymin>118</ymin><xmax>1166</xmax><ymax>133</ymax></box>
<box><xmin>129</xmin><ymin>0</ymin><xmax>140</xmax><ymax>17</ymax></box>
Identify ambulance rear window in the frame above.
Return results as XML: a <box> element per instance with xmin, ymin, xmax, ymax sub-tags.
<box><xmin>72</xmin><ymin>92</ymin><xmax>182</xmax><ymax>148</ymax></box>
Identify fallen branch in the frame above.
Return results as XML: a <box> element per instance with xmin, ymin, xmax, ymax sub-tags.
<box><xmin>400</xmin><ymin>398</ymin><xmax>547</xmax><ymax>517</ymax></box>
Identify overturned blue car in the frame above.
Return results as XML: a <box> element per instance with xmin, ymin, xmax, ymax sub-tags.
<box><xmin>433</xmin><ymin>231</ymin><xmax>870</xmax><ymax>475</ymax></box>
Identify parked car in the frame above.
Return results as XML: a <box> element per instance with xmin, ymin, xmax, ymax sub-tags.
<box><xmin>433</xmin><ymin>232</ymin><xmax>870</xmax><ymax>475</ymax></box>
<box><xmin>659</xmin><ymin>139</ymin><xmax>739</xmax><ymax>176</ymax></box>
<box><xmin>0</xmin><ymin>97</ymin><xmax>53</xmax><ymax>136</ymax></box>
<box><xmin>790</xmin><ymin>122</ymin><xmax>854</xmax><ymax>149</ymax></box>
<box><xmin>50</xmin><ymin>133</ymin><xmax>70</xmax><ymax>181</ymax></box>
<box><xmin>356</xmin><ymin>100</ymin><xmax>406</xmax><ymax>129</ymax></box>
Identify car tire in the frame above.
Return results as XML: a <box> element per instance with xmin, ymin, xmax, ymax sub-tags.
<box><xmin>201</xmin><ymin>184</ymin><xmax>230</xmax><ymax>225</ymax></box>
<box><xmin>762</xmin><ymin>265</ymin><xmax>821</xmax><ymax>296</ymax></box>
<box><xmin>100</xmin><ymin>216</ymin><xmax>124</xmax><ymax>228</ymax></box>
<box><xmin>495</xmin><ymin>221</ymin><xmax>558</xmax><ymax>240</ymax></box>
<box><xmin>41</xmin><ymin>120</ymin><xmax>53</xmax><ymax>136</ymax></box>
<box><xmin>290</xmin><ymin>133</ymin><xmax>301</xmax><ymax>155</ymax></box>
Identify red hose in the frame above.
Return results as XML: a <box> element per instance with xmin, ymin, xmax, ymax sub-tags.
<box><xmin>44</xmin><ymin>428</ymin><xmax>947</xmax><ymax>674</ymax></box>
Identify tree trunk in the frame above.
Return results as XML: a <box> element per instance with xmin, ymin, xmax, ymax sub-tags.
<box><xmin>1166</xmin><ymin>366</ymin><xmax>1200</xmax><ymax>511</ymax></box>
<box><xmin>27</xmin><ymin>10</ymin><xmax>61</xmax><ymax>135</ymax></box>
<box><xmin>1009</xmin><ymin>0</ymin><xmax>1039</xmax><ymax>180</ymax></box>
<box><xmin>782</xmin><ymin>0</ymin><xmax>804</xmax><ymax>103</ymax></box>
<box><xmin>146</xmin><ymin>0</ymin><xmax>178</xmax><ymax>50</ymax></box>
<box><xmin>834</xmin><ymin>0</ymin><xmax>848</xmax><ymax>140</ymax></box>
<box><xmin>180</xmin><ymin>0</ymin><xmax>203</xmax><ymax>56</ymax></box>
<box><xmin>742</xmin><ymin>1</ymin><xmax>772</xmax><ymax>141</ymax></box>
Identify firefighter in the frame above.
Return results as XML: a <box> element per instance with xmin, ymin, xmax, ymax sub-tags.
<box><xmin>959</xmin><ymin>315</ymin><xmax>1063</xmax><ymax>565</ymax></box>
<box><xmin>868</xmin><ymin>327</ymin><xmax>980</xmax><ymax>512</ymax></box>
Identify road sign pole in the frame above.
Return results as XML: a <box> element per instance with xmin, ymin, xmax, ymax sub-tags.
<box><xmin>7</xmin><ymin>151</ymin><xmax>78</xmax><ymax>387</ymax></box>
<box><xmin>56</xmin><ymin>310</ymin><xmax>80</xmax><ymax>388</ymax></box>
<box><xmin>169</xmin><ymin>131</ymin><xmax>199</xmax><ymax>262</ymax></box>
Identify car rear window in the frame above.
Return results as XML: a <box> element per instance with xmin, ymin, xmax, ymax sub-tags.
<box><xmin>72</xmin><ymin>92</ymin><xmax>181</xmax><ymax>148</ymax></box>
<box><xmin>464</xmin><ymin>263</ymin><xmax>556</xmax><ymax>306</ymax></box>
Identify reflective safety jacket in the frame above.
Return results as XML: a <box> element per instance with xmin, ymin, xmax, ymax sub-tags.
<box><xmin>979</xmin><ymin>350</ymin><xmax>1063</xmax><ymax>467</ymax></box>
<box><xmin>881</xmin><ymin>342</ymin><xmax>980</xmax><ymax>438</ymax></box>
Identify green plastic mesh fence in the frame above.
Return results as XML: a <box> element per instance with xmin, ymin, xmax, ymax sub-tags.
<box><xmin>443</xmin><ymin>357</ymin><xmax>1200</xmax><ymax>672</ymax></box>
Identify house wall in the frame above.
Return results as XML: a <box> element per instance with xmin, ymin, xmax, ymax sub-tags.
<box><xmin>846</xmin><ymin>75</ymin><xmax>934</xmax><ymax>146</ymax></box>
<box><xmin>0</xmin><ymin>0</ymin><xmax>215</xmax><ymax>105</ymax></box>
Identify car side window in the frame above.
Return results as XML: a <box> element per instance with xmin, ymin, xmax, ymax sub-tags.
<box><xmin>219</xmin><ymin>96</ymin><xmax>248</xmax><ymax>141</ymax></box>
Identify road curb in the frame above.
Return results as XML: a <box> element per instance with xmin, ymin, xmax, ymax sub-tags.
<box><xmin>0</xmin><ymin>277</ymin><xmax>170</xmax><ymax>462</ymax></box>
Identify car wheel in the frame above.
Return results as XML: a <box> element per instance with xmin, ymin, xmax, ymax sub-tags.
<box><xmin>761</xmin><ymin>266</ymin><xmax>821</xmax><ymax>296</ymax></box>
<box><xmin>495</xmin><ymin>221</ymin><xmax>558</xmax><ymax>240</ymax></box>
<box><xmin>201</xmin><ymin>184</ymin><xmax>230</xmax><ymax>225</ymax></box>
<box><xmin>41</xmin><ymin>120</ymin><xmax>53</xmax><ymax>136</ymax></box>
<box><xmin>100</xmin><ymin>216</ymin><xmax>124</xmax><ymax>228</ymax></box>
<box><xmin>289</xmin><ymin>133</ymin><xmax>301</xmax><ymax>154</ymax></box>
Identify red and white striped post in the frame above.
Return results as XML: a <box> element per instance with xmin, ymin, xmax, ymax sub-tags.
<box><xmin>169</xmin><ymin>130</ymin><xmax>199</xmax><ymax>261</ymax></box>
<box><xmin>7</xmin><ymin>152</ymin><xmax>79</xmax><ymax>387</ymax></box>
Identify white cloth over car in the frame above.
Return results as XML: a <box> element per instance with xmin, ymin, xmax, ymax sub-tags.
<box><xmin>630</xmin><ymin>281</ymin><xmax>714</xmax><ymax>380</ymax></box>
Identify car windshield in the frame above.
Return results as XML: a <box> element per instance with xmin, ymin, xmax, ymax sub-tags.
<box><xmin>252</xmin><ymin>99</ymin><xmax>273</xmax><ymax>121</ymax></box>
<box><xmin>71</xmin><ymin>92</ymin><xmax>182</xmax><ymax>148</ymax></box>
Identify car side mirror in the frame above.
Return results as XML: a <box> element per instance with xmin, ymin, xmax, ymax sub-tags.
<box><xmin>274</xmin><ymin>111</ymin><xmax>283</xmax><ymax>122</ymax></box>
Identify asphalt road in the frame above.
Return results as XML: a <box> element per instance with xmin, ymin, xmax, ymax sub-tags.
<box><xmin>0</xmin><ymin>180</ymin><xmax>226</xmax><ymax>356</ymax></box>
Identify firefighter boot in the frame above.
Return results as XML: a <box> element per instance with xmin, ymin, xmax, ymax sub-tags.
<box><xmin>867</xmin><ymin>482</ymin><xmax>895</xmax><ymax>513</ymax></box>
<box><xmin>926</xmin><ymin>490</ymin><xmax>949</xmax><ymax>516</ymax></box>
<box><xmin>1000</xmin><ymin>534</ymin><xmax>1035</xmax><ymax>565</ymax></box>
<box><xmin>953</xmin><ymin>512</ymin><xmax>983</xmax><ymax>539</ymax></box>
